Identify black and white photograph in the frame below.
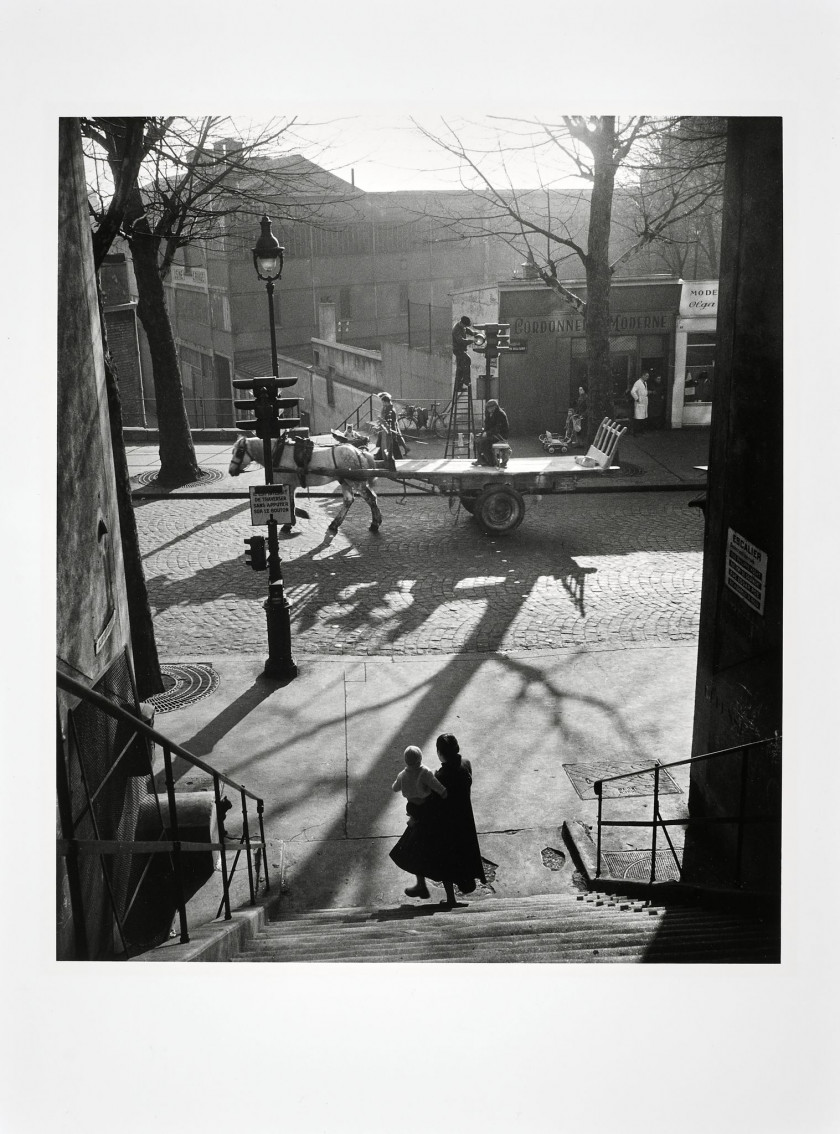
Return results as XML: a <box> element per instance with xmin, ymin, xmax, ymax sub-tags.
<box><xmin>4</xmin><ymin>0</ymin><xmax>839</xmax><ymax>1130</ymax></box>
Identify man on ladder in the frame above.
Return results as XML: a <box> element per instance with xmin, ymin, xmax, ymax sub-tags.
<box><xmin>452</xmin><ymin>315</ymin><xmax>478</xmax><ymax>393</ymax></box>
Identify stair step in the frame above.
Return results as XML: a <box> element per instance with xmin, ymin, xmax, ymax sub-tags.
<box><xmin>263</xmin><ymin>904</ymin><xmax>772</xmax><ymax>936</ymax></box>
<box><xmin>240</xmin><ymin>923</ymin><xmax>776</xmax><ymax>962</ymax></box>
<box><xmin>241</xmin><ymin>919</ymin><xmax>776</xmax><ymax>948</ymax></box>
<box><xmin>235</xmin><ymin>942</ymin><xmax>776</xmax><ymax>963</ymax></box>
<box><xmin>271</xmin><ymin>898</ymin><xmax>655</xmax><ymax>924</ymax></box>
<box><xmin>226</xmin><ymin>889</ymin><xmax>778</xmax><ymax>963</ymax></box>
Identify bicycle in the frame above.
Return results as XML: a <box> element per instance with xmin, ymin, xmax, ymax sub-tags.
<box><xmin>396</xmin><ymin>399</ymin><xmax>451</xmax><ymax>439</ymax></box>
<box><xmin>396</xmin><ymin>402</ymin><xmax>429</xmax><ymax>432</ymax></box>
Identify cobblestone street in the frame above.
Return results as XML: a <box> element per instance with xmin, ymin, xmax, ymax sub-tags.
<box><xmin>135</xmin><ymin>489</ymin><xmax>703</xmax><ymax>657</ymax></box>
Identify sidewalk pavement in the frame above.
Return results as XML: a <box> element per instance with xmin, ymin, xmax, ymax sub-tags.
<box><xmin>151</xmin><ymin>644</ymin><xmax>697</xmax><ymax>941</ymax></box>
<box><xmin>128</xmin><ymin>424</ymin><xmax>708</xmax><ymax>948</ymax></box>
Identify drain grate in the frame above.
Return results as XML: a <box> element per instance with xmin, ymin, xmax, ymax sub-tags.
<box><xmin>132</xmin><ymin>467</ymin><xmax>225</xmax><ymax>487</ymax></box>
<box><xmin>563</xmin><ymin>760</ymin><xmax>682</xmax><ymax>800</ymax></box>
<box><xmin>146</xmin><ymin>663</ymin><xmax>220</xmax><ymax>713</ymax></box>
<box><xmin>600</xmin><ymin>849</ymin><xmax>682</xmax><ymax>882</ymax></box>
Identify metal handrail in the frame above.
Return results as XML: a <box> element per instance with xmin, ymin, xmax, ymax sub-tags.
<box><xmin>592</xmin><ymin>735</ymin><xmax>781</xmax><ymax>888</ymax></box>
<box><xmin>57</xmin><ymin>669</ymin><xmax>270</xmax><ymax>956</ymax></box>
<box><xmin>338</xmin><ymin>394</ymin><xmax>377</xmax><ymax>434</ymax></box>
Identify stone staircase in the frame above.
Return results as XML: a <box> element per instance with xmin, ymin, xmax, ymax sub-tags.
<box><xmin>231</xmin><ymin>891</ymin><xmax>780</xmax><ymax>963</ymax></box>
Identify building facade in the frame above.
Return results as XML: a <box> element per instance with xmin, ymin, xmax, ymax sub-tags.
<box><xmin>155</xmin><ymin>185</ymin><xmax>520</xmax><ymax>429</ymax></box>
<box><xmin>455</xmin><ymin>275</ymin><xmax>719</xmax><ymax>436</ymax></box>
<box><xmin>109</xmin><ymin>151</ymin><xmax>721</xmax><ymax>433</ymax></box>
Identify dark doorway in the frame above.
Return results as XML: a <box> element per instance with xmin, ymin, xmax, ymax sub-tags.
<box><xmin>609</xmin><ymin>354</ymin><xmax>634</xmax><ymax>422</ymax></box>
<box><xmin>642</xmin><ymin>355</ymin><xmax>667</xmax><ymax>429</ymax></box>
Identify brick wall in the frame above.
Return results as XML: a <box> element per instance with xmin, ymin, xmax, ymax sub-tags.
<box><xmin>104</xmin><ymin>306</ymin><xmax>145</xmax><ymax>426</ymax></box>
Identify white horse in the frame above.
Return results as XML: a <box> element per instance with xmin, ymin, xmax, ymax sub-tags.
<box><xmin>229</xmin><ymin>434</ymin><xmax>383</xmax><ymax>534</ymax></box>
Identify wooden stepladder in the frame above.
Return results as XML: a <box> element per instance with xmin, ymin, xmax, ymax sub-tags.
<box><xmin>444</xmin><ymin>382</ymin><xmax>476</xmax><ymax>459</ymax></box>
<box><xmin>574</xmin><ymin>417</ymin><xmax>627</xmax><ymax>469</ymax></box>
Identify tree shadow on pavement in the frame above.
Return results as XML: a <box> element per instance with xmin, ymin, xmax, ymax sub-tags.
<box><xmin>137</xmin><ymin>500</ymin><xmax>250</xmax><ymax>561</ymax></box>
<box><xmin>259</xmin><ymin>600</ymin><xmax>646</xmax><ymax>914</ymax></box>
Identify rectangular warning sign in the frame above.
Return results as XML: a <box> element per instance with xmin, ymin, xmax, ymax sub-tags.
<box><xmin>725</xmin><ymin>527</ymin><xmax>768</xmax><ymax>616</ymax></box>
<box><xmin>249</xmin><ymin>484</ymin><xmax>294</xmax><ymax>526</ymax></box>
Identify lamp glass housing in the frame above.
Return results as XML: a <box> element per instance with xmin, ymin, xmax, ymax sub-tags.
<box><xmin>253</xmin><ymin>215</ymin><xmax>284</xmax><ymax>281</ymax></box>
<box><xmin>255</xmin><ymin>253</ymin><xmax>282</xmax><ymax>279</ymax></box>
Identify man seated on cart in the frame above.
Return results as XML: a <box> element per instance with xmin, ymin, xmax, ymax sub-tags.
<box><xmin>474</xmin><ymin>399</ymin><xmax>510</xmax><ymax>466</ymax></box>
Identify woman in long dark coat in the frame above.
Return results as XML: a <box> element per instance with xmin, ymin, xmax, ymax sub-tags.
<box><xmin>390</xmin><ymin>733</ymin><xmax>485</xmax><ymax>906</ymax></box>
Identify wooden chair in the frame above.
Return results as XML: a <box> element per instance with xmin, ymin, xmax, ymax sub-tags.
<box><xmin>574</xmin><ymin>417</ymin><xmax>626</xmax><ymax>470</ymax></box>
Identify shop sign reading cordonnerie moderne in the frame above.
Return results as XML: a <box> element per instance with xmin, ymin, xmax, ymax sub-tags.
<box><xmin>511</xmin><ymin>311</ymin><xmax>674</xmax><ymax>336</ymax></box>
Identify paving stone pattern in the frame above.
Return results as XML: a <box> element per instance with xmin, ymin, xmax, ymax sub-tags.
<box><xmin>134</xmin><ymin>490</ymin><xmax>703</xmax><ymax>657</ymax></box>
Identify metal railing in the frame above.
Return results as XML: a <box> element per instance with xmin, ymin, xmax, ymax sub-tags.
<box><xmin>57</xmin><ymin>670</ymin><xmax>270</xmax><ymax>958</ymax></box>
<box><xmin>338</xmin><ymin>395</ymin><xmax>453</xmax><ymax>438</ymax></box>
<box><xmin>337</xmin><ymin>394</ymin><xmax>378</xmax><ymax>435</ymax></box>
<box><xmin>593</xmin><ymin>735</ymin><xmax>781</xmax><ymax>888</ymax></box>
<box><xmin>143</xmin><ymin>397</ymin><xmax>235</xmax><ymax>430</ymax></box>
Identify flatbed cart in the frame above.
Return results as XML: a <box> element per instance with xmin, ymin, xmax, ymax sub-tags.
<box><xmin>366</xmin><ymin>417</ymin><xmax>627</xmax><ymax>534</ymax></box>
<box><xmin>371</xmin><ymin>453</ymin><xmax>605</xmax><ymax>534</ymax></box>
<box><xmin>309</xmin><ymin>417</ymin><xmax>627</xmax><ymax>536</ymax></box>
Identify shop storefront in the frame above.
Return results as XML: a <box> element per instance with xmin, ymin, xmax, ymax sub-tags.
<box><xmin>672</xmin><ymin>279</ymin><xmax>718</xmax><ymax>428</ymax></box>
<box><xmin>494</xmin><ymin>276</ymin><xmax>682</xmax><ymax>435</ymax></box>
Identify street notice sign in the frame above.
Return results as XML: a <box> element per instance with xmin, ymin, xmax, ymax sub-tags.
<box><xmin>725</xmin><ymin>527</ymin><xmax>767</xmax><ymax>616</ymax></box>
<box><xmin>249</xmin><ymin>484</ymin><xmax>294</xmax><ymax>526</ymax></box>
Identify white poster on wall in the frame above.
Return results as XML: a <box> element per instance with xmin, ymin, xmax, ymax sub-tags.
<box><xmin>725</xmin><ymin>527</ymin><xmax>768</xmax><ymax>615</ymax></box>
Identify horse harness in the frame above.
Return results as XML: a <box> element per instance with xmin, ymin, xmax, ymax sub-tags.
<box><xmin>235</xmin><ymin>432</ymin><xmax>363</xmax><ymax>488</ymax></box>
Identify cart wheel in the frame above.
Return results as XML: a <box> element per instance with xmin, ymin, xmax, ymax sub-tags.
<box><xmin>474</xmin><ymin>485</ymin><xmax>526</xmax><ymax>534</ymax></box>
<box><xmin>458</xmin><ymin>494</ymin><xmax>477</xmax><ymax>515</ymax></box>
<box><xmin>560</xmin><ymin>444</ymin><xmax>569</xmax><ymax>454</ymax></box>
<box><xmin>547</xmin><ymin>445</ymin><xmax>558</xmax><ymax>455</ymax></box>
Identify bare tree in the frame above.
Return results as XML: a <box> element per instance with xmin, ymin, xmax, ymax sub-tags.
<box><xmin>415</xmin><ymin>115</ymin><xmax>726</xmax><ymax>437</ymax></box>
<box><xmin>83</xmin><ymin>116</ymin><xmax>356</xmax><ymax>484</ymax></box>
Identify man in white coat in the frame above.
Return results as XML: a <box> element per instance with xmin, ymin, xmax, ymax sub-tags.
<box><xmin>630</xmin><ymin>371</ymin><xmax>649</xmax><ymax>434</ymax></box>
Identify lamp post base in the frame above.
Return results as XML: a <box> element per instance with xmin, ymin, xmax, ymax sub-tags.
<box><xmin>263</xmin><ymin>579</ymin><xmax>297</xmax><ymax>682</ymax></box>
<box><xmin>263</xmin><ymin>656</ymin><xmax>298</xmax><ymax>681</ymax></box>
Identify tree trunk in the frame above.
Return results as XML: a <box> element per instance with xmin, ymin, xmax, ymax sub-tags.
<box><xmin>98</xmin><ymin>288</ymin><xmax>164</xmax><ymax>700</ymax></box>
<box><xmin>583</xmin><ymin>124</ymin><xmax>618</xmax><ymax>443</ymax></box>
<box><xmin>128</xmin><ymin>229</ymin><xmax>200</xmax><ymax>485</ymax></box>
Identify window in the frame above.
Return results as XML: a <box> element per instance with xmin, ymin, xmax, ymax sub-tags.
<box><xmin>176</xmin><ymin>288</ymin><xmax>210</xmax><ymax>326</ymax></box>
<box><xmin>685</xmin><ymin>333</ymin><xmax>716</xmax><ymax>403</ymax></box>
<box><xmin>210</xmin><ymin>289</ymin><xmax>231</xmax><ymax>331</ymax></box>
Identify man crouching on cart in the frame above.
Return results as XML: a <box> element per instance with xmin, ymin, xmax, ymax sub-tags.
<box><xmin>474</xmin><ymin>399</ymin><xmax>510</xmax><ymax>466</ymax></box>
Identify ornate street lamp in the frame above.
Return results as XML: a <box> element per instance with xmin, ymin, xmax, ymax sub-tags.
<box><xmin>247</xmin><ymin>215</ymin><xmax>297</xmax><ymax>680</ymax></box>
<box><xmin>252</xmin><ymin>215</ymin><xmax>284</xmax><ymax>378</ymax></box>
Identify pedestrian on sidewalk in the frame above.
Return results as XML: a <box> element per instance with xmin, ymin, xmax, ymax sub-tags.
<box><xmin>563</xmin><ymin>384</ymin><xmax>588</xmax><ymax>447</ymax></box>
<box><xmin>371</xmin><ymin>392</ymin><xmax>409</xmax><ymax>466</ymax></box>
<box><xmin>390</xmin><ymin>733</ymin><xmax>486</xmax><ymax>906</ymax></box>
<box><xmin>392</xmin><ymin>745</ymin><xmax>448</xmax><ymax>826</ymax></box>
<box><xmin>630</xmin><ymin>371</ymin><xmax>649</xmax><ymax>435</ymax></box>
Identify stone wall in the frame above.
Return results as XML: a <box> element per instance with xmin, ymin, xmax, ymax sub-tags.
<box><xmin>380</xmin><ymin>341</ymin><xmax>453</xmax><ymax>403</ymax></box>
<box><xmin>57</xmin><ymin>118</ymin><xmax>136</xmax><ymax>958</ymax></box>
